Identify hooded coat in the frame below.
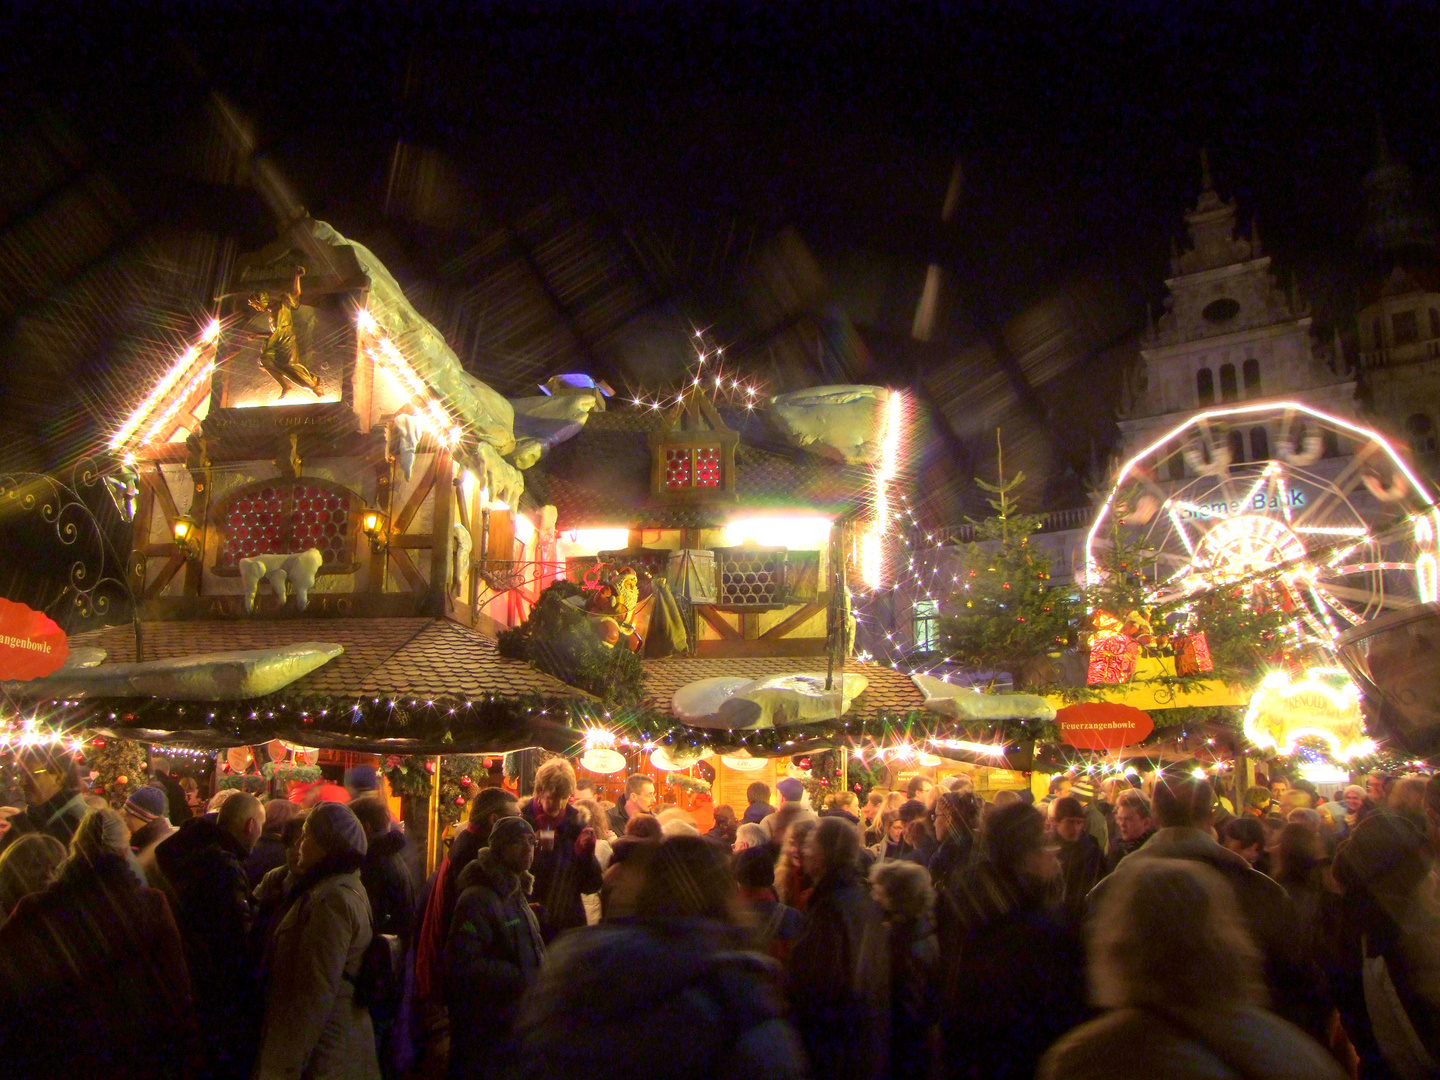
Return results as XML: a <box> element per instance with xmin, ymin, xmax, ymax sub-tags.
<box><xmin>360</xmin><ymin>828</ymin><xmax>417</xmax><ymax>938</ymax></box>
<box><xmin>1091</xmin><ymin>826</ymin><xmax>1314</xmax><ymax>1037</ymax></box>
<box><xmin>858</xmin><ymin>912</ymin><xmax>940</xmax><ymax>1080</ymax></box>
<box><xmin>1039</xmin><ymin>1004</ymin><xmax>1347</xmax><ymax>1080</ymax></box>
<box><xmin>253</xmin><ymin>863</ymin><xmax>380</xmax><ymax>1080</ymax></box>
<box><xmin>515</xmin><ymin>917</ymin><xmax>808</xmax><ymax>1080</ymax></box>
<box><xmin>154</xmin><ymin>814</ymin><xmax>260</xmax><ymax>1080</ymax></box>
<box><xmin>444</xmin><ymin>847</ymin><xmax>546</xmax><ymax>1079</ymax></box>
<box><xmin>131</xmin><ymin>814</ymin><xmax>178</xmax><ymax>887</ymax></box>
<box><xmin>0</xmin><ymin>850</ymin><xmax>200</xmax><ymax>1079</ymax></box>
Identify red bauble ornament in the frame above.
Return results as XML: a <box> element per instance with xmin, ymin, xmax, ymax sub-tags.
<box><xmin>425</xmin><ymin>761</ymin><xmax>436</xmax><ymax>773</ymax></box>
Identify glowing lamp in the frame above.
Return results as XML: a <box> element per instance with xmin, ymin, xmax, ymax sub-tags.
<box><xmin>171</xmin><ymin>515</ymin><xmax>200</xmax><ymax>559</ymax></box>
<box><xmin>361</xmin><ymin>510</ymin><xmax>388</xmax><ymax>553</ymax></box>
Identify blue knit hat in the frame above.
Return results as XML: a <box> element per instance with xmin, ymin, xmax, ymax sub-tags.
<box><xmin>123</xmin><ymin>785</ymin><xmax>169</xmax><ymax>823</ymax></box>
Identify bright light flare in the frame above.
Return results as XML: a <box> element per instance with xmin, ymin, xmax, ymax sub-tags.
<box><xmin>723</xmin><ymin>516</ymin><xmax>832</xmax><ymax>549</ymax></box>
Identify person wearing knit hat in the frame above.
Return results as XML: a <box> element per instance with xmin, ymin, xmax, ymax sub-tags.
<box><xmin>446</xmin><ymin>812</ymin><xmax>543</xmax><ymax>1079</ymax></box>
<box><xmin>122</xmin><ymin>785</ymin><xmax>178</xmax><ymax>879</ymax></box>
<box><xmin>345</xmin><ymin>763</ymin><xmax>381</xmax><ymax>799</ymax></box>
<box><xmin>254</xmin><ymin>800</ymin><xmax>380</xmax><ymax>1080</ymax></box>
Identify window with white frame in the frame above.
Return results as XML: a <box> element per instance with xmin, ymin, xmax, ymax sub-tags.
<box><xmin>913</xmin><ymin>598</ymin><xmax>940</xmax><ymax>651</ymax></box>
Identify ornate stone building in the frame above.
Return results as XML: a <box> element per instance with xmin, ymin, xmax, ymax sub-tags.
<box><xmin>1119</xmin><ymin>155</ymin><xmax>1355</xmax><ymax>474</ymax></box>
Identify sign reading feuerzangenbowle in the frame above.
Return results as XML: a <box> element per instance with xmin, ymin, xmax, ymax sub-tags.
<box><xmin>0</xmin><ymin>598</ymin><xmax>69</xmax><ymax>681</ymax></box>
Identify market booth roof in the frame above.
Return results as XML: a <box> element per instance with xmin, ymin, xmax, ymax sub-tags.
<box><xmin>10</xmin><ymin>617</ymin><xmax>592</xmax><ymax>754</ymax></box>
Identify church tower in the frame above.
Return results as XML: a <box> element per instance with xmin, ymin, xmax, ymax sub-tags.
<box><xmin>1119</xmin><ymin>153</ymin><xmax>1354</xmax><ymax>473</ymax></box>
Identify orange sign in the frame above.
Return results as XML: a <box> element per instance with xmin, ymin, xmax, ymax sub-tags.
<box><xmin>0</xmin><ymin>598</ymin><xmax>68</xmax><ymax>681</ymax></box>
<box><xmin>1056</xmin><ymin>701</ymin><xmax>1154</xmax><ymax>750</ymax></box>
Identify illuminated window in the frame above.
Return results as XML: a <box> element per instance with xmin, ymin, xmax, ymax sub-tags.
<box><xmin>1219</xmin><ymin>363</ymin><xmax>1238</xmax><ymax>403</ymax></box>
<box><xmin>1243</xmin><ymin>359</ymin><xmax>1261</xmax><ymax>398</ymax></box>
<box><xmin>913</xmin><ymin>598</ymin><xmax>940</xmax><ymax>651</ymax></box>
<box><xmin>1196</xmin><ymin>368</ymin><xmax>1215</xmax><ymax>406</ymax></box>
<box><xmin>220</xmin><ymin>482</ymin><xmax>354</xmax><ymax>568</ymax></box>
<box><xmin>694</xmin><ymin>446</ymin><xmax>722</xmax><ymax>487</ymax></box>
<box><xmin>664</xmin><ymin>447</ymin><xmax>692</xmax><ymax>489</ymax></box>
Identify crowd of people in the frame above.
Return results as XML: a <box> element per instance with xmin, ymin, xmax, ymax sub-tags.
<box><xmin>1</xmin><ymin>741</ymin><xmax>1438</xmax><ymax>1080</ymax></box>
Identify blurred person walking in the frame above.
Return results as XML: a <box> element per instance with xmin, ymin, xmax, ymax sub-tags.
<box><xmin>1039</xmin><ymin>858</ymin><xmax>1346</xmax><ymax>1080</ymax></box>
<box><xmin>247</xmin><ymin>797</ymin><xmax>303</xmax><ymax>889</ymax></box>
<box><xmin>0</xmin><ymin>744</ymin><xmax>87</xmax><ymax>851</ymax></box>
<box><xmin>0</xmin><ymin>830</ymin><xmax>65</xmax><ymax>917</ymax></box>
<box><xmin>938</xmin><ymin>802</ymin><xmax>1085</xmax><ymax>1080</ymax></box>
<box><xmin>861</xmin><ymin>859</ymin><xmax>940</xmax><ymax>1080</ymax></box>
<box><xmin>0</xmin><ymin>809</ymin><xmax>200</xmax><ymax>1079</ymax></box>
<box><xmin>516</xmin><ymin>834</ymin><xmax>809</xmax><ymax>1080</ymax></box>
<box><xmin>789</xmin><ymin>816</ymin><xmax>877</xmax><ymax>1080</ymax></box>
<box><xmin>522</xmin><ymin>757</ymin><xmax>602</xmax><ymax>939</ymax></box>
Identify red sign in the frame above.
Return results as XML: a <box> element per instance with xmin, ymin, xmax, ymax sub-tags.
<box><xmin>0</xmin><ymin>598</ymin><xmax>68</xmax><ymax>681</ymax></box>
<box><xmin>1056</xmin><ymin>701</ymin><xmax>1154</xmax><ymax>750</ymax></box>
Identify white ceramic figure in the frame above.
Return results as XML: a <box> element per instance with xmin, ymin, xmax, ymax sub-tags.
<box><xmin>238</xmin><ymin>548</ymin><xmax>324</xmax><ymax>613</ymax></box>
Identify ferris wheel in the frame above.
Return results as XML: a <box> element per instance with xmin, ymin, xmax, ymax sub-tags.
<box><xmin>1086</xmin><ymin>402</ymin><xmax>1440</xmax><ymax>649</ymax></box>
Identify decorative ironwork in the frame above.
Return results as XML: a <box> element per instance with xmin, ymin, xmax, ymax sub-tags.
<box><xmin>0</xmin><ymin>456</ymin><xmax>144</xmax><ymax>660</ymax></box>
<box><xmin>476</xmin><ymin>560</ymin><xmax>527</xmax><ymax>594</ymax></box>
<box><xmin>715</xmin><ymin>547</ymin><xmax>788</xmax><ymax>609</ymax></box>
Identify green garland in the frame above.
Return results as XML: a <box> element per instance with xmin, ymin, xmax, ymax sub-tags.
<box><xmin>383</xmin><ymin>754</ymin><xmax>486</xmax><ymax>827</ymax></box>
<box><xmin>261</xmin><ymin>761</ymin><xmax>321</xmax><ymax>785</ymax></box>
<box><xmin>497</xmin><ymin>581</ymin><xmax>646</xmax><ymax>704</ymax></box>
<box><xmin>216</xmin><ymin>772</ymin><xmax>267</xmax><ymax>793</ymax></box>
<box><xmin>665</xmin><ymin>772</ymin><xmax>711</xmax><ymax>794</ymax></box>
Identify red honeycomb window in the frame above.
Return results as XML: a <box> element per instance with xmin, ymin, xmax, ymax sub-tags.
<box><xmin>664</xmin><ymin>447</ymin><xmax>692</xmax><ymax>489</ymax></box>
<box><xmin>220</xmin><ymin>483</ymin><xmax>353</xmax><ymax>568</ymax></box>
<box><xmin>694</xmin><ymin>446</ymin><xmax>721</xmax><ymax>487</ymax></box>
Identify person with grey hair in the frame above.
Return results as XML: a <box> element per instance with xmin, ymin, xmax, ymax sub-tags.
<box><xmin>0</xmin><ymin>808</ymin><xmax>199</xmax><ymax>1078</ymax></box>
<box><xmin>254</xmin><ymin>801</ymin><xmax>380</xmax><ymax>1080</ymax></box>
<box><xmin>733</xmin><ymin>821</ymin><xmax>768</xmax><ymax>854</ymax></box>
<box><xmin>155</xmin><ymin>790</ymin><xmax>266</xmax><ymax>1080</ymax></box>
<box><xmin>861</xmin><ymin>859</ymin><xmax>939</xmax><ymax>1079</ymax></box>
<box><xmin>1040</xmin><ymin>859</ymin><xmax>1345</xmax><ymax>1080</ymax></box>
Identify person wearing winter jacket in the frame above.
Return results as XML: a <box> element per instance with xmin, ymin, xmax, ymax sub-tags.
<box><xmin>444</xmin><ymin>816</ymin><xmax>545</xmax><ymax>1080</ymax></box>
<box><xmin>0</xmin><ymin>809</ymin><xmax>200</xmax><ymax>1080</ymax></box>
<box><xmin>1051</xmin><ymin>796</ymin><xmax>1105</xmax><ymax>918</ymax></box>
<box><xmin>253</xmin><ymin>801</ymin><xmax>380</xmax><ymax>1080</ymax></box>
<box><xmin>0</xmin><ymin>744</ymin><xmax>88</xmax><ymax>853</ymax></box>
<box><xmin>121</xmin><ymin>783</ymin><xmax>178</xmax><ymax>884</ymax></box>
<box><xmin>938</xmin><ymin>802</ymin><xmax>1086</xmax><ymax>1080</ymax></box>
<box><xmin>861</xmin><ymin>859</ymin><xmax>940</xmax><ymax>1080</ymax></box>
<box><xmin>514</xmin><ymin>834</ymin><xmax>808</xmax><ymax>1080</ymax></box>
<box><xmin>351</xmin><ymin>796</ymin><xmax>417</xmax><ymax>937</ymax></box>
<box><xmin>155</xmin><ymin>790</ymin><xmax>265</xmax><ymax>1080</ymax></box>
<box><xmin>521</xmin><ymin>758</ymin><xmax>602</xmax><ymax>938</ymax></box>
<box><xmin>1040</xmin><ymin>858</ymin><xmax>1345</xmax><ymax>1080</ymax></box>
<box><xmin>789</xmin><ymin>816</ymin><xmax>879</xmax><ymax>1080</ymax></box>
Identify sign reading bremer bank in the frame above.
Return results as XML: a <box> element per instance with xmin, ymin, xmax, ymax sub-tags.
<box><xmin>0</xmin><ymin>597</ymin><xmax>69</xmax><ymax>681</ymax></box>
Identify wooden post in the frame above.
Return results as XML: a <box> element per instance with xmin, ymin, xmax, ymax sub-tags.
<box><xmin>426</xmin><ymin>754</ymin><xmax>443</xmax><ymax>879</ymax></box>
<box><xmin>428</xmin><ymin>449</ymin><xmax>455</xmax><ymax>615</ymax></box>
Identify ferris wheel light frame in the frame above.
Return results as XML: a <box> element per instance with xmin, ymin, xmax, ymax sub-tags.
<box><xmin>1086</xmin><ymin>402</ymin><xmax>1440</xmax><ymax>629</ymax></box>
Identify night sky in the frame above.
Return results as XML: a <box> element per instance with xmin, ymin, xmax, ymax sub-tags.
<box><xmin>0</xmin><ymin>1</ymin><xmax>1435</xmax><ymax>592</ymax></box>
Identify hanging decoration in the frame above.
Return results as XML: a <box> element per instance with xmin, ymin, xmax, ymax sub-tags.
<box><xmin>1055</xmin><ymin>701</ymin><xmax>1155</xmax><ymax>751</ymax></box>
<box><xmin>0</xmin><ymin>598</ymin><xmax>69</xmax><ymax>682</ymax></box>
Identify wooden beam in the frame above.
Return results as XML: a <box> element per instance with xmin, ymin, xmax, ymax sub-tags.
<box><xmin>143</xmin><ymin>554</ymin><xmax>187</xmax><ymax>600</ymax></box>
<box><xmin>387</xmin><ymin>545</ymin><xmax>427</xmax><ymax>592</ymax></box>
<box><xmin>695</xmin><ymin>604</ymin><xmax>741</xmax><ymax>640</ymax></box>
<box><xmin>392</xmin><ymin>455</ymin><xmax>438</xmax><ymax>535</ymax></box>
<box><xmin>391</xmin><ymin>535</ymin><xmax>434</xmax><ymax>549</ymax></box>
<box><xmin>759</xmin><ymin>602</ymin><xmax>825</xmax><ymax>641</ymax></box>
<box><xmin>143</xmin><ymin>466</ymin><xmax>180</xmax><ymax>528</ymax></box>
<box><xmin>428</xmin><ymin>451</ymin><xmax>455</xmax><ymax>614</ymax></box>
<box><xmin>366</xmin><ymin>458</ymin><xmax>391</xmax><ymax>594</ymax></box>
